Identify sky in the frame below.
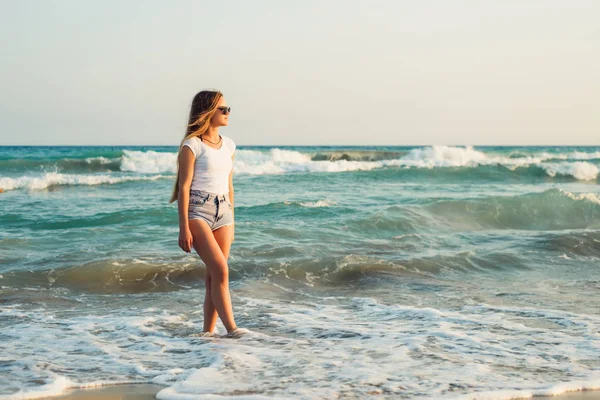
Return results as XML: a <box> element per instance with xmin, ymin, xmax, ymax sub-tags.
<box><xmin>0</xmin><ymin>0</ymin><xmax>598</xmax><ymax>146</ymax></box>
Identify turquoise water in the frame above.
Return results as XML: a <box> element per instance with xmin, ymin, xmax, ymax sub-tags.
<box><xmin>1</xmin><ymin>145</ymin><xmax>599</xmax><ymax>399</ymax></box>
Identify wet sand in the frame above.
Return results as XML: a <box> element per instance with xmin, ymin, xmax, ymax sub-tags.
<box><xmin>43</xmin><ymin>383</ymin><xmax>600</xmax><ymax>399</ymax></box>
<box><xmin>46</xmin><ymin>384</ymin><xmax>163</xmax><ymax>399</ymax></box>
<box><xmin>557</xmin><ymin>392</ymin><xmax>600</xmax><ymax>400</ymax></box>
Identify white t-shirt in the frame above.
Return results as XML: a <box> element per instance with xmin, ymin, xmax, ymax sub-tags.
<box><xmin>181</xmin><ymin>134</ymin><xmax>236</xmax><ymax>194</ymax></box>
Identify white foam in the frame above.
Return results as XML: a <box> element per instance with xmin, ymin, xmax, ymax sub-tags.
<box><xmin>0</xmin><ymin>172</ymin><xmax>171</xmax><ymax>191</ymax></box>
<box><xmin>0</xmin><ymin>376</ymin><xmax>74</xmax><ymax>400</ymax></box>
<box><xmin>156</xmin><ymin>352</ymin><xmax>276</xmax><ymax>400</ymax></box>
<box><xmin>283</xmin><ymin>199</ymin><xmax>336</xmax><ymax>208</ymax></box>
<box><xmin>400</xmin><ymin>145</ymin><xmax>490</xmax><ymax>167</ymax></box>
<box><xmin>395</xmin><ymin>146</ymin><xmax>600</xmax><ymax>181</ymax></box>
<box><xmin>2</xmin><ymin>293</ymin><xmax>600</xmax><ymax>399</ymax></box>
<box><xmin>233</xmin><ymin>146</ymin><xmax>490</xmax><ymax>175</ymax></box>
<box><xmin>233</xmin><ymin>148</ymin><xmax>382</xmax><ymax>175</ymax></box>
<box><xmin>538</xmin><ymin>150</ymin><xmax>600</xmax><ymax>161</ymax></box>
<box><xmin>558</xmin><ymin>188</ymin><xmax>600</xmax><ymax>205</ymax></box>
<box><xmin>120</xmin><ymin>150</ymin><xmax>178</xmax><ymax>174</ymax></box>
<box><xmin>543</xmin><ymin>161</ymin><xmax>599</xmax><ymax>180</ymax></box>
<box><xmin>153</xmin><ymin>295</ymin><xmax>600</xmax><ymax>399</ymax></box>
<box><xmin>300</xmin><ymin>199</ymin><xmax>336</xmax><ymax>207</ymax></box>
<box><xmin>383</xmin><ymin>146</ymin><xmax>600</xmax><ymax>181</ymax></box>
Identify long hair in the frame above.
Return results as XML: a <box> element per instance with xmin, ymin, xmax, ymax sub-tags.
<box><xmin>169</xmin><ymin>90</ymin><xmax>223</xmax><ymax>203</ymax></box>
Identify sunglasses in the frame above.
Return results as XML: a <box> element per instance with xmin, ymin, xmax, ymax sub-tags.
<box><xmin>217</xmin><ymin>106</ymin><xmax>231</xmax><ymax>114</ymax></box>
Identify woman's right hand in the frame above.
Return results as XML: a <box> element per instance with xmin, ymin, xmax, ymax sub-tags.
<box><xmin>179</xmin><ymin>227</ymin><xmax>194</xmax><ymax>253</ymax></box>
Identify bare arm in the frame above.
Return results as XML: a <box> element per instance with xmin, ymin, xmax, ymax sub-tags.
<box><xmin>178</xmin><ymin>146</ymin><xmax>195</xmax><ymax>252</ymax></box>
<box><xmin>228</xmin><ymin>154</ymin><xmax>235</xmax><ymax>217</ymax></box>
<box><xmin>229</xmin><ymin>154</ymin><xmax>235</xmax><ymax>241</ymax></box>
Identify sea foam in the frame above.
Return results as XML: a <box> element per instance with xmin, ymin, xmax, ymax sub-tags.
<box><xmin>0</xmin><ymin>172</ymin><xmax>169</xmax><ymax>191</ymax></box>
<box><xmin>120</xmin><ymin>150</ymin><xmax>178</xmax><ymax>174</ymax></box>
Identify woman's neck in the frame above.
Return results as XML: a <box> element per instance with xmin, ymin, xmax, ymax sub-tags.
<box><xmin>202</xmin><ymin>127</ymin><xmax>220</xmax><ymax>142</ymax></box>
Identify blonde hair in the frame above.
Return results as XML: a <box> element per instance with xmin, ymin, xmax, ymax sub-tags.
<box><xmin>169</xmin><ymin>90</ymin><xmax>223</xmax><ymax>203</ymax></box>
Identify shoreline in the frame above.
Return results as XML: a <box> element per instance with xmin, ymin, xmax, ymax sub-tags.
<box><xmin>41</xmin><ymin>383</ymin><xmax>600</xmax><ymax>400</ymax></box>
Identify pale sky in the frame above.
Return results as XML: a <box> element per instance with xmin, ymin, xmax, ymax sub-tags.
<box><xmin>0</xmin><ymin>0</ymin><xmax>598</xmax><ymax>146</ymax></box>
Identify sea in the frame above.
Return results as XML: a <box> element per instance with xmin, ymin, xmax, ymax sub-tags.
<box><xmin>0</xmin><ymin>144</ymin><xmax>599</xmax><ymax>399</ymax></box>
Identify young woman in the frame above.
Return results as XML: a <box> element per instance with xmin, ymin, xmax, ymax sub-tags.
<box><xmin>170</xmin><ymin>90</ymin><xmax>249</xmax><ymax>338</ymax></box>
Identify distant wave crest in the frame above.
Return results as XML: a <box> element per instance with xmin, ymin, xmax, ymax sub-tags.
<box><xmin>1</xmin><ymin>146</ymin><xmax>599</xmax><ymax>192</ymax></box>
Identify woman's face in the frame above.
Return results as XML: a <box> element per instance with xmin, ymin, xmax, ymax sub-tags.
<box><xmin>210</xmin><ymin>97</ymin><xmax>230</xmax><ymax>127</ymax></box>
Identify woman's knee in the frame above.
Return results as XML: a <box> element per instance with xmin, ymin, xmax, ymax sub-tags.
<box><xmin>206</xmin><ymin>261</ymin><xmax>229</xmax><ymax>282</ymax></box>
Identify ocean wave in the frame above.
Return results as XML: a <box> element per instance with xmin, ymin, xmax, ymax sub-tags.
<box><xmin>0</xmin><ymin>259</ymin><xmax>202</xmax><ymax>293</ymax></box>
<box><xmin>233</xmin><ymin>146</ymin><xmax>599</xmax><ymax>180</ymax></box>
<box><xmin>120</xmin><ymin>150</ymin><xmax>177</xmax><ymax>174</ymax></box>
<box><xmin>1</xmin><ymin>206</ymin><xmax>176</xmax><ymax>230</ymax></box>
<box><xmin>399</xmin><ymin>147</ymin><xmax>599</xmax><ymax>180</ymax></box>
<box><xmin>542</xmin><ymin>161</ymin><xmax>599</xmax><ymax>180</ymax></box>
<box><xmin>0</xmin><ymin>172</ymin><xmax>171</xmax><ymax>191</ymax></box>
<box><xmin>0</xmin><ymin>229</ymin><xmax>596</xmax><ymax>293</ymax></box>
<box><xmin>233</xmin><ymin>148</ymin><xmax>385</xmax><ymax>174</ymax></box>
<box><xmin>250</xmin><ymin>253</ymin><xmax>529</xmax><ymax>284</ymax></box>
<box><xmin>0</xmin><ymin>157</ymin><xmax>122</xmax><ymax>174</ymax></box>
<box><xmin>105</xmin><ymin>146</ymin><xmax>599</xmax><ymax>176</ymax></box>
<box><xmin>235</xmin><ymin>146</ymin><xmax>599</xmax><ymax>180</ymax></box>
<box><xmin>310</xmin><ymin>150</ymin><xmax>407</xmax><ymax>161</ymax></box>
<box><xmin>0</xmin><ymin>250</ymin><xmax>529</xmax><ymax>294</ymax></box>
<box><xmin>423</xmin><ymin>188</ymin><xmax>600</xmax><ymax>230</ymax></box>
<box><xmin>1</xmin><ymin>147</ymin><xmax>599</xmax><ymax>185</ymax></box>
<box><xmin>533</xmin><ymin>150</ymin><xmax>600</xmax><ymax>162</ymax></box>
<box><xmin>0</xmin><ymin>253</ymin><xmax>480</xmax><ymax>293</ymax></box>
<box><xmin>84</xmin><ymin>156</ymin><xmax>122</xmax><ymax>170</ymax></box>
<box><xmin>361</xmin><ymin>188</ymin><xmax>600</xmax><ymax>233</ymax></box>
<box><xmin>540</xmin><ymin>230</ymin><xmax>600</xmax><ymax>257</ymax></box>
<box><xmin>286</xmin><ymin>199</ymin><xmax>337</xmax><ymax>208</ymax></box>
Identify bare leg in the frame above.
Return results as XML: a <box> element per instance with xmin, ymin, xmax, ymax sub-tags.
<box><xmin>202</xmin><ymin>268</ymin><xmax>218</xmax><ymax>333</ymax></box>
<box><xmin>189</xmin><ymin>219</ymin><xmax>237</xmax><ymax>333</ymax></box>
<box><xmin>202</xmin><ymin>224</ymin><xmax>234</xmax><ymax>332</ymax></box>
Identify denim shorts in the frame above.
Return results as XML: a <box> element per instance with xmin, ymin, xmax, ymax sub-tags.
<box><xmin>188</xmin><ymin>189</ymin><xmax>234</xmax><ymax>231</ymax></box>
